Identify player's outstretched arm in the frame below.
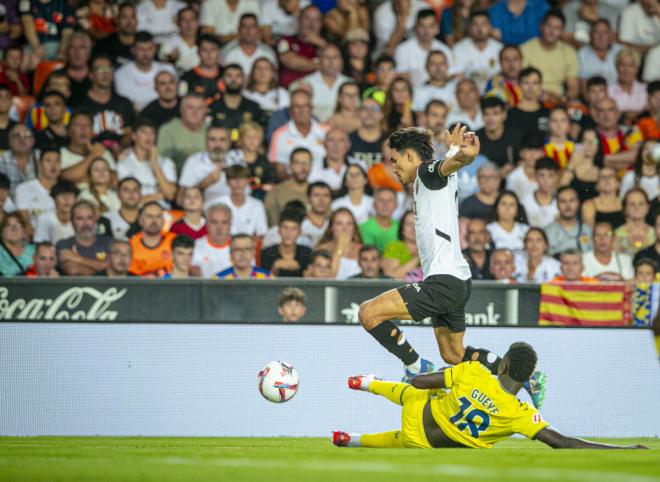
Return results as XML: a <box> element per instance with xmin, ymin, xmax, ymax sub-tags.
<box><xmin>534</xmin><ymin>427</ymin><xmax>648</xmax><ymax>449</ymax></box>
<box><xmin>411</xmin><ymin>370</ymin><xmax>447</xmax><ymax>389</ymax></box>
<box><xmin>438</xmin><ymin>124</ymin><xmax>480</xmax><ymax>177</ymax></box>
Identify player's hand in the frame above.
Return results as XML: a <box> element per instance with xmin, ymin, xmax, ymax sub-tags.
<box><xmin>458</xmin><ymin>131</ymin><xmax>480</xmax><ymax>160</ymax></box>
<box><xmin>205</xmin><ymin>167</ymin><xmax>222</xmax><ymax>185</ymax></box>
<box><xmin>336</xmin><ymin>233</ymin><xmax>352</xmax><ymax>256</ymax></box>
<box><xmin>441</xmin><ymin>123</ymin><xmax>466</xmax><ymax>149</ymax></box>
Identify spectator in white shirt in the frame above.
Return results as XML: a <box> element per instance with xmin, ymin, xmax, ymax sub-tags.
<box><xmin>34</xmin><ymin>180</ymin><xmax>78</xmax><ymax>244</ymax></box>
<box><xmin>583</xmin><ymin>221</ymin><xmax>634</xmax><ymax>280</ymax></box>
<box><xmin>308</xmin><ymin>127</ymin><xmax>354</xmax><ymax>192</ymax></box>
<box><xmin>447</xmin><ymin>78</ymin><xmax>484</xmax><ymax>130</ymax></box>
<box><xmin>268</xmin><ymin>88</ymin><xmax>329</xmax><ymax>177</ymax></box>
<box><xmin>15</xmin><ymin>148</ymin><xmax>60</xmax><ymax>229</ymax></box>
<box><xmin>412</xmin><ymin>50</ymin><xmax>457</xmax><ymax>114</ymax></box>
<box><xmin>200</xmin><ymin>0</ymin><xmax>261</xmax><ymax>45</ymax></box>
<box><xmin>221</xmin><ymin>13</ymin><xmax>278</xmax><ymax>79</ymax></box>
<box><xmin>515</xmin><ymin>226</ymin><xmax>561</xmax><ymax>283</ymax></box>
<box><xmin>452</xmin><ymin>11</ymin><xmax>503</xmax><ymax>93</ymax></box>
<box><xmin>487</xmin><ymin>190</ymin><xmax>530</xmax><ymax>254</ymax></box>
<box><xmin>618</xmin><ymin>0</ymin><xmax>660</xmax><ymax>54</ymax></box>
<box><xmin>331</xmin><ymin>164</ymin><xmax>373</xmax><ymax>224</ymax></box>
<box><xmin>262</xmin><ymin>0</ymin><xmax>310</xmax><ymax>41</ymax></box>
<box><xmin>374</xmin><ymin>0</ymin><xmax>428</xmax><ymax>56</ymax></box>
<box><xmin>117</xmin><ymin>119</ymin><xmax>177</xmax><ymax>207</ymax></box>
<box><xmin>114</xmin><ymin>31</ymin><xmax>177</xmax><ymax>111</ymax></box>
<box><xmin>243</xmin><ymin>57</ymin><xmax>290</xmax><ymax>113</ymax></box>
<box><xmin>159</xmin><ymin>7</ymin><xmax>201</xmax><ymax>73</ymax></box>
<box><xmin>394</xmin><ymin>9</ymin><xmax>453</xmax><ymax>88</ymax></box>
<box><xmin>299</xmin><ymin>43</ymin><xmax>350</xmax><ymax>122</ymax></box>
<box><xmin>103</xmin><ymin>177</ymin><xmax>142</xmax><ymax>240</ymax></box>
<box><xmin>521</xmin><ymin>157</ymin><xmax>559</xmax><ymax>228</ymax></box>
<box><xmin>577</xmin><ymin>19</ymin><xmax>622</xmax><ymax>86</ymax></box>
<box><xmin>136</xmin><ymin>0</ymin><xmax>186</xmax><ymax>45</ymax></box>
<box><xmin>608</xmin><ymin>49</ymin><xmax>648</xmax><ymax>122</ymax></box>
<box><xmin>214</xmin><ymin>165</ymin><xmax>268</xmax><ymax>239</ymax></box>
<box><xmin>192</xmin><ymin>203</ymin><xmax>233</xmax><ymax>278</ymax></box>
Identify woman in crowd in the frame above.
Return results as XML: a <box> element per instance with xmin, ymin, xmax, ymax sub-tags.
<box><xmin>581</xmin><ymin>166</ymin><xmax>625</xmax><ymax>228</ymax></box>
<box><xmin>559</xmin><ymin>127</ymin><xmax>602</xmax><ymax>202</ymax></box>
<box><xmin>544</xmin><ymin>107</ymin><xmax>575</xmax><ymax>171</ymax></box>
<box><xmin>0</xmin><ymin>46</ymin><xmax>30</xmax><ymax>96</ymax></box>
<box><xmin>316</xmin><ymin>207</ymin><xmax>363</xmax><ymax>280</ymax></box>
<box><xmin>487</xmin><ymin>191</ymin><xmax>529</xmax><ymax>254</ymax></box>
<box><xmin>243</xmin><ymin>58</ymin><xmax>290</xmax><ymax>114</ymax></box>
<box><xmin>615</xmin><ymin>188</ymin><xmax>655</xmax><ymax>256</ymax></box>
<box><xmin>327</xmin><ymin>81</ymin><xmax>362</xmax><ymax>133</ymax></box>
<box><xmin>515</xmin><ymin>227</ymin><xmax>561</xmax><ymax>283</ymax></box>
<box><xmin>608</xmin><ymin>49</ymin><xmax>648</xmax><ymax>124</ymax></box>
<box><xmin>323</xmin><ymin>0</ymin><xmax>369</xmax><ymax>42</ymax></box>
<box><xmin>226</xmin><ymin>122</ymin><xmax>277</xmax><ymax>200</ymax></box>
<box><xmin>382</xmin><ymin>210</ymin><xmax>420</xmax><ymax>280</ymax></box>
<box><xmin>383</xmin><ymin>76</ymin><xmax>416</xmax><ymax>132</ymax></box>
<box><xmin>331</xmin><ymin>164</ymin><xmax>373</xmax><ymax>224</ymax></box>
<box><xmin>440</xmin><ymin>0</ymin><xmax>478</xmax><ymax>46</ymax></box>
<box><xmin>341</xmin><ymin>29</ymin><xmax>374</xmax><ymax>88</ymax></box>
<box><xmin>620</xmin><ymin>140</ymin><xmax>660</xmax><ymax>201</ymax></box>
<box><xmin>78</xmin><ymin>157</ymin><xmax>119</xmax><ymax>214</ymax></box>
<box><xmin>0</xmin><ymin>213</ymin><xmax>35</xmax><ymax>277</ymax></box>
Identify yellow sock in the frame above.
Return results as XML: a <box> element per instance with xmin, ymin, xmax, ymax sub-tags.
<box><xmin>369</xmin><ymin>380</ymin><xmax>414</xmax><ymax>406</ymax></box>
<box><xmin>360</xmin><ymin>430</ymin><xmax>405</xmax><ymax>448</ymax></box>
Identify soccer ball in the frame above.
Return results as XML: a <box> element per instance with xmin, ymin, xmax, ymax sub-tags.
<box><xmin>258</xmin><ymin>361</ymin><xmax>299</xmax><ymax>403</ymax></box>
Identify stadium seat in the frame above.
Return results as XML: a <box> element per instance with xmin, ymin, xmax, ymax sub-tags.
<box><xmin>33</xmin><ymin>60</ymin><xmax>65</xmax><ymax>96</ymax></box>
<box><xmin>12</xmin><ymin>95</ymin><xmax>36</xmax><ymax>123</ymax></box>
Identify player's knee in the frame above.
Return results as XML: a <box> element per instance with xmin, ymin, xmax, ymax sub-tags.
<box><xmin>440</xmin><ymin>349</ymin><xmax>463</xmax><ymax>366</ymax></box>
<box><xmin>358</xmin><ymin>301</ymin><xmax>379</xmax><ymax>330</ymax></box>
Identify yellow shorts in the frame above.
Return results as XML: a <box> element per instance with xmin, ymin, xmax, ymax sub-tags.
<box><xmin>400</xmin><ymin>387</ymin><xmax>447</xmax><ymax>449</ymax></box>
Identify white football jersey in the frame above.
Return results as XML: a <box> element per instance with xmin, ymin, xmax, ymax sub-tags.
<box><xmin>413</xmin><ymin>160</ymin><xmax>472</xmax><ymax>281</ymax></box>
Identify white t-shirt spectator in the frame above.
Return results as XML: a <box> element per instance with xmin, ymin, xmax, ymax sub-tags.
<box><xmin>33</xmin><ymin>211</ymin><xmax>74</xmax><ymax>244</ymax></box>
<box><xmin>487</xmin><ymin>221</ymin><xmax>529</xmax><ymax>253</ymax></box>
<box><xmin>447</xmin><ymin>107</ymin><xmax>483</xmax><ymax>130</ymax></box>
<box><xmin>331</xmin><ymin>194</ymin><xmax>374</xmax><ymax>225</ymax></box>
<box><xmin>505</xmin><ymin>165</ymin><xmax>538</xmax><ymax>201</ymax></box>
<box><xmin>268</xmin><ymin>119</ymin><xmax>329</xmax><ymax>168</ymax></box>
<box><xmin>301</xmin><ymin>217</ymin><xmax>328</xmax><ymax>248</ymax></box>
<box><xmin>220</xmin><ymin>40</ymin><xmax>278</xmax><ymax>78</ymax></box>
<box><xmin>200</xmin><ymin>0</ymin><xmax>261</xmax><ymax>37</ymax></box>
<box><xmin>619</xmin><ymin>172</ymin><xmax>659</xmax><ymax>201</ymax></box>
<box><xmin>117</xmin><ymin>150</ymin><xmax>177</xmax><ymax>203</ymax></box>
<box><xmin>136</xmin><ymin>0</ymin><xmax>186</xmax><ymax>44</ymax></box>
<box><xmin>308</xmin><ymin>163</ymin><xmax>347</xmax><ymax>192</ymax></box>
<box><xmin>103</xmin><ymin>210</ymin><xmax>133</xmax><ymax>239</ymax></box>
<box><xmin>214</xmin><ymin>195</ymin><xmax>268</xmax><ymax>237</ymax></box>
<box><xmin>394</xmin><ymin>37</ymin><xmax>454</xmax><ymax>88</ymax></box>
<box><xmin>299</xmin><ymin>71</ymin><xmax>351</xmax><ymax>122</ymax></box>
<box><xmin>373</xmin><ymin>0</ymin><xmax>428</xmax><ymax>55</ymax></box>
<box><xmin>243</xmin><ymin>87</ymin><xmax>290</xmax><ymax>113</ymax></box>
<box><xmin>582</xmin><ymin>250</ymin><xmax>634</xmax><ymax>280</ymax></box>
<box><xmin>261</xmin><ymin>0</ymin><xmax>310</xmax><ymax>37</ymax></box>
<box><xmin>160</xmin><ymin>35</ymin><xmax>200</xmax><ymax>72</ymax></box>
<box><xmin>514</xmin><ymin>254</ymin><xmax>561</xmax><ymax>283</ymax></box>
<box><xmin>14</xmin><ymin>179</ymin><xmax>55</xmax><ymax>229</ymax></box>
<box><xmin>412</xmin><ymin>80</ymin><xmax>457</xmax><ymax>113</ymax></box>
<box><xmin>59</xmin><ymin>147</ymin><xmax>116</xmax><ymax>187</ymax></box>
<box><xmin>521</xmin><ymin>192</ymin><xmax>558</xmax><ymax>228</ymax></box>
<box><xmin>179</xmin><ymin>151</ymin><xmax>231</xmax><ymax>202</ymax></box>
<box><xmin>115</xmin><ymin>61</ymin><xmax>177</xmax><ymax>111</ymax></box>
<box><xmin>642</xmin><ymin>44</ymin><xmax>660</xmax><ymax>83</ymax></box>
<box><xmin>618</xmin><ymin>3</ymin><xmax>660</xmax><ymax>47</ymax></box>
<box><xmin>451</xmin><ymin>38</ymin><xmax>502</xmax><ymax>93</ymax></box>
<box><xmin>192</xmin><ymin>235</ymin><xmax>231</xmax><ymax>278</ymax></box>
<box><xmin>577</xmin><ymin>44</ymin><xmax>621</xmax><ymax>85</ymax></box>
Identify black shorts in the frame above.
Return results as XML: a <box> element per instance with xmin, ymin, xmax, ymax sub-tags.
<box><xmin>397</xmin><ymin>275</ymin><xmax>472</xmax><ymax>332</ymax></box>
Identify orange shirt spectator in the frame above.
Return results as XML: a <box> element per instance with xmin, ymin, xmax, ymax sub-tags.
<box><xmin>129</xmin><ymin>231</ymin><xmax>175</xmax><ymax>276</ymax></box>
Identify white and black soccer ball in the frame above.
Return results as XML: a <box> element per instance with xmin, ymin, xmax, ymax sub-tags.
<box><xmin>258</xmin><ymin>361</ymin><xmax>299</xmax><ymax>403</ymax></box>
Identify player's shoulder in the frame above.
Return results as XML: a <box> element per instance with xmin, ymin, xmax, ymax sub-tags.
<box><xmin>417</xmin><ymin>159</ymin><xmax>449</xmax><ymax>191</ymax></box>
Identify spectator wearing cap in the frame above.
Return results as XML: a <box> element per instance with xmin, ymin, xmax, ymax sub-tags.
<box><xmin>96</xmin><ymin>239</ymin><xmax>134</xmax><ymax>277</ymax></box>
<box><xmin>199</xmin><ymin>0</ymin><xmax>261</xmax><ymax>45</ymax></box>
<box><xmin>15</xmin><ymin>148</ymin><xmax>60</xmax><ymax>230</ymax></box>
<box><xmin>447</xmin><ymin>78</ymin><xmax>483</xmax><ymax>130</ymax></box>
<box><xmin>394</xmin><ymin>9</ymin><xmax>453</xmax><ymax>89</ymax></box>
<box><xmin>476</xmin><ymin>97</ymin><xmax>522</xmax><ymax>176</ymax></box>
<box><xmin>505</xmin><ymin>133</ymin><xmax>544</xmax><ymax>201</ymax></box>
<box><xmin>488</xmin><ymin>0</ymin><xmax>549</xmax><ymax>46</ymax></box>
<box><xmin>221</xmin><ymin>14</ymin><xmax>278</xmax><ymax>78</ymax></box>
<box><xmin>192</xmin><ymin>203</ymin><xmax>232</xmax><ymax>278</ymax></box>
<box><xmin>140</xmin><ymin>71</ymin><xmax>180</xmax><ymax>129</ymax></box>
<box><xmin>0</xmin><ymin>213</ymin><xmax>34</xmax><ymax>276</ymax></box>
<box><xmin>215</xmin><ymin>234</ymin><xmax>272</xmax><ymax>279</ymax></box>
<box><xmin>484</xmin><ymin>45</ymin><xmax>523</xmax><ymax>109</ymax></box>
<box><xmin>129</xmin><ymin>201</ymin><xmax>176</xmax><ymax>277</ymax></box>
<box><xmin>451</xmin><ymin>11</ymin><xmax>503</xmax><ymax>94</ymax></box>
<box><xmin>117</xmin><ymin>118</ymin><xmax>177</xmax><ymax>207</ymax></box>
<box><xmin>264</xmin><ymin>147</ymin><xmax>312</xmax><ymax>227</ymax></box>
<box><xmin>34</xmin><ymin>91</ymin><xmax>70</xmax><ymax>151</ymax></box>
<box><xmin>373</xmin><ymin>0</ymin><xmax>428</xmax><ymax>56</ymax></box>
<box><xmin>162</xmin><ymin>235</ymin><xmax>196</xmax><ymax>279</ymax></box>
<box><xmin>260</xmin><ymin>209</ymin><xmax>313</xmax><ymax>277</ymax></box>
<box><xmin>56</xmin><ymin>200</ymin><xmax>112</xmax><ymax>275</ymax></box>
<box><xmin>577</xmin><ymin>19</ymin><xmax>622</xmax><ymax>87</ymax></box>
<box><xmin>545</xmin><ymin>186</ymin><xmax>593</xmax><ymax>257</ymax></box>
<box><xmin>0</xmin><ymin>85</ymin><xmax>16</xmax><ymax>153</ymax></box>
<box><xmin>157</xmin><ymin>94</ymin><xmax>208</xmax><ymax>174</ymax></box>
<box><xmin>277</xmin><ymin>5</ymin><xmax>326</xmax><ymax>89</ymax></box>
<box><xmin>0</xmin><ymin>124</ymin><xmax>37</xmax><ymax>193</ymax></box>
<box><xmin>179</xmin><ymin>34</ymin><xmax>222</xmax><ymax>105</ymax></box>
<box><xmin>103</xmin><ymin>177</ymin><xmax>142</xmax><ymax>239</ymax></box>
<box><xmin>348</xmin><ymin>96</ymin><xmax>385</xmax><ymax>168</ymax></box>
<box><xmin>26</xmin><ymin>242</ymin><xmax>59</xmax><ymax>278</ymax></box>
<box><xmin>159</xmin><ymin>7</ymin><xmax>201</xmax><ymax>73</ymax></box>
<box><xmin>33</xmin><ymin>180</ymin><xmax>78</xmax><ymax>245</ymax></box>
<box><xmin>342</xmin><ymin>28</ymin><xmax>373</xmax><ymax>88</ymax></box>
<box><xmin>637</xmin><ymin>82</ymin><xmax>660</xmax><ymax>140</ymax></box>
<box><xmin>412</xmin><ymin>50</ymin><xmax>456</xmax><ymax>115</ymax></box>
<box><xmin>269</xmin><ymin>89</ymin><xmax>329</xmax><ymax>178</ymax></box>
<box><xmin>214</xmin><ymin>165</ymin><xmax>268</xmax><ymax>239</ymax></box>
<box><xmin>94</xmin><ymin>2</ymin><xmax>137</xmax><ymax>66</ymax></box>
<box><xmin>114</xmin><ymin>31</ymin><xmax>177</xmax><ymax>111</ymax></box>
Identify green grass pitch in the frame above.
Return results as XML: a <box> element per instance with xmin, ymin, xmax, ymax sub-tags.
<box><xmin>0</xmin><ymin>437</ymin><xmax>658</xmax><ymax>482</ymax></box>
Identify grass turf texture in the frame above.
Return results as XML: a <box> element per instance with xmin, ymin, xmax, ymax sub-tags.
<box><xmin>0</xmin><ymin>437</ymin><xmax>658</xmax><ymax>482</ymax></box>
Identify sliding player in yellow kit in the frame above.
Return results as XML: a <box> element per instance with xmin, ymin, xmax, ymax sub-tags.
<box><xmin>332</xmin><ymin>342</ymin><xmax>646</xmax><ymax>450</ymax></box>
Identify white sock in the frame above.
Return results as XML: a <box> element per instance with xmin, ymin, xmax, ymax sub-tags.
<box><xmin>405</xmin><ymin>357</ymin><xmax>421</xmax><ymax>374</ymax></box>
<box><xmin>348</xmin><ymin>434</ymin><xmax>362</xmax><ymax>447</ymax></box>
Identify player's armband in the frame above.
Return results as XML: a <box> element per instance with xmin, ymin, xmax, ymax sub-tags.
<box><xmin>418</xmin><ymin>160</ymin><xmax>448</xmax><ymax>190</ymax></box>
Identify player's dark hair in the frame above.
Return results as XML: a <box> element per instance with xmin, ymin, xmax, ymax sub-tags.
<box><xmin>518</xmin><ymin>66</ymin><xmax>542</xmax><ymax>83</ymax></box>
<box><xmin>480</xmin><ymin>96</ymin><xmax>506</xmax><ymax>111</ymax></box>
<box><xmin>424</xmin><ymin>99</ymin><xmax>447</xmax><ymax>115</ymax></box>
<box><xmin>388</xmin><ymin>127</ymin><xmax>435</xmax><ymax>164</ymax></box>
<box><xmin>307</xmin><ymin>181</ymin><xmax>332</xmax><ymax>198</ymax></box>
<box><xmin>542</xmin><ymin>8</ymin><xmax>565</xmax><ymax>26</ymax></box>
<box><xmin>172</xmin><ymin>234</ymin><xmax>194</xmax><ymax>251</ymax></box>
<box><xmin>586</xmin><ymin>75</ymin><xmax>607</xmax><ymax>90</ymax></box>
<box><xmin>51</xmin><ymin>180</ymin><xmax>80</xmax><ymax>198</ymax></box>
<box><xmin>118</xmin><ymin>176</ymin><xmax>142</xmax><ymax>190</ymax></box>
<box><xmin>535</xmin><ymin>157</ymin><xmax>558</xmax><ymax>172</ymax></box>
<box><xmin>504</xmin><ymin>342</ymin><xmax>537</xmax><ymax>382</ymax></box>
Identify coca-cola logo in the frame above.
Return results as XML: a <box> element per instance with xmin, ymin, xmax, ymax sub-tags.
<box><xmin>0</xmin><ymin>287</ymin><xmax>127</xmax><ymax>320</ymax></box>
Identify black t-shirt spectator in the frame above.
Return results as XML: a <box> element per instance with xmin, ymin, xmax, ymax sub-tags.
<box><xmin>260</xmin><ymin>244</ymin><xmax>313</xmax><ymax>277</ymax></box>
<box><xmin>94</xmin><ymin>33</ymin><xmax>134</xmax><ymax>66</ymax></box>
<box><xmin>140</xmin><ymin>99</ymin><xmax>179</xmax><ymax>129</ymax></box>
<box><xmin>19</xmin><ymin>0</ymin><xmax>75</xmax><ymax>43</ymax></box>
<box><xmin>56</xmin><ymin>69</ymin><xmax>92</xmax><ymax>108</ymax></box>
<box><xmin>476</xmin><ymin>127</ymin><xmax>523</xmax><ymax>168</ymax></box>
<box><xmin>35</xmin><ymin>126</ymin><xmax>68</xmax><ymax>150</ymax></box>
<box><xmin>180</xmin><ymin>68</ymin><xmax>222</xmax><ymax>105</ymax></box>
<box><xmin>349</xmin><ymin>131</ymin><xmax>384</xmax><ymax>167</ymax></box>
<box><xmin>246</xmin><ymin>154</ymin><xmax>278</xmax><ymax>200</ymax></box>
<box><xmin>77</xmin><ymin>92</ymin><xmax>135</xmax><ymax>147</ymax></box>
<box><xmin>459</xmin><ymin>194</ymin><xmax>496</xmax><ymax>223</ymax></box>
<box><xmin>0</xmin><ymin>120</ymin><xmax>17</xmax><ymax>151</ymax></box>
<box><xmin>210</xmin><ymin>97</ymin><xmax>267</xmax><ymax>135</ymax></box>
<box><xmin>505</xmin><ymin>107</ymin><xmax>549</xmax><ymax>140</ymax></box>
<box><xmin>462</xmin><ymin>248</ymin><xmax>493</xmax><ymax>280</ymax></box>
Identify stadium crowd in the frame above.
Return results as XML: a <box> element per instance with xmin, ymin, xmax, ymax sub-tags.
<box><xmin>0</xmin><ymin>0</ymin><xmax>658</xmax><ymax>283</ymax></box>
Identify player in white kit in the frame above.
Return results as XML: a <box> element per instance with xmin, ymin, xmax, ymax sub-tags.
<box><xmin>357</xmin><ymin>125</ymin><xmax>547</xmax><ymax>408</ymax></box>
